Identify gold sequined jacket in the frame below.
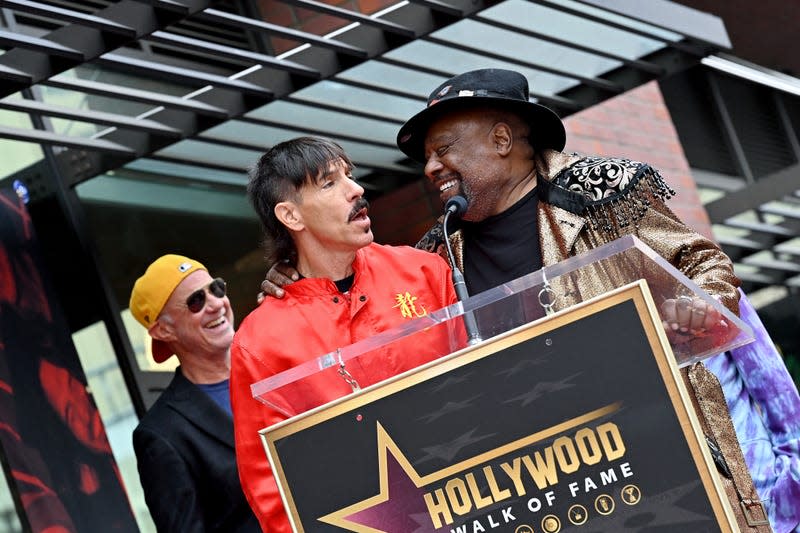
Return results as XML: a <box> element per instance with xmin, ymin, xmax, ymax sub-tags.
<box><xmin>416</xmin><ymin>149</ymin><xmax>741</xmax><ymax>316</ymax></box>
<box><xmin>416</xmin><ymin>151</ymin><xmax>765</xmax><ymax>532</ymax></box>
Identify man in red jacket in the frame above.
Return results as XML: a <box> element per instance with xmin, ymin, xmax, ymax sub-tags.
<box><xmin>230</xmin><ymin>136</ymin><xmax>460</xmax><ymax>531</ymax></box>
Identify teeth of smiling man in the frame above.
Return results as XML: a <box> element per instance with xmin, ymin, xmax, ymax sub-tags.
<box><xmin>439</xmin><ymin>180</ymin><xmax>458</xmax><ymax>192</ymax></box>
<box><xmin>206</xmin><ymin>315</ymin><xmax>226</xmax><ymax>328</ymax></box>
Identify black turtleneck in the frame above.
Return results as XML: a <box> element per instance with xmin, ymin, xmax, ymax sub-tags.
<box><xmin>460</xmin><ymin>186</ymin><xmax>542</xmax><ymax>295</ymax></box>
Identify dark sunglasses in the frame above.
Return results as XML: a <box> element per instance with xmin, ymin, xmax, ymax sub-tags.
<box><xmin>185</xmin><ymin>278</ymin><xmax>227</xmax><ymax>313</ymax></box>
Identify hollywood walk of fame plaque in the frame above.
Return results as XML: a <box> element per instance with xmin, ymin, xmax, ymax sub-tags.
<box><xmin>260</xmin><ymin>282</ymin><xmax>738</xmax><ymax>532</ymax></box>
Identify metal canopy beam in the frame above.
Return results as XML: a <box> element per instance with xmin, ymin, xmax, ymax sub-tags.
<box><xmin>0</xmin><ymin>98</ymin><xmax>183</xmax><ymax>137</ymax></box>
<box><xmin>148</xmin><ymin>154</ymin><xmax>245</xmax><ymax>174</ymax></box>
<box><xmin>0</xmin><ymin>28</ymin><xmax>84</xmax><ymax>60</ymax></box>
<box><xmin>333</xmin><ymin>76</ymin><xmax>426</xmax><ymax>102</ymax></box>
<box><xmin>0</xmin><ymin>0</ymin><xmax>733</xmax><ymax>201</ymax></box>
<box><xmin>374</xmin><ymin>57</ymin><xmax>583</xmax><ymax>112</ymax></box>
<box><xmin>95</xmin><ymin>53</ymin><xmax>282</xmax><ymax>96</ymax></box>
<box><xmin>557</xmin><ymin>42</ymin><xmax>701</xmax><ymax>112</ymax></box>
<box><xmin>471</xmin><ymin>13</ymin><xmax>665</xmax><ymax>76</ymax></box>
<box><xmin>407</xmin><ymin>0</ymin><xmax>464</xmax><ymax>17</ymax></box>
<box><xmin>742</xmin><ymin>256</ymin><xmax>800</xmax><ymax>275</ymax></box>
<box><xmin>575</xmin><ymin>0</ymin><xmax>731</xmax><ymax>50</ymax></box>
<box><xmin>284</xmin><ymin>95</ymin><xmax>406</xmax><ymax>124</ymax></box>
<box><xmin>0</xmin><ymin>0</ymin><xmax>216</xmax><ymax>98</ymax></box>
<box><xmin>152</xmin><ymin>148</ymin><xmax>410</xmax><ymax>177</ymax></box>
<box><xmin>705</xmin><ymin>163</ymin><xmax>800</xmax><ymax>222</ymax></box>
<box><xmin>44</xmin><ymin>76</ymin><xmax>231</xmax><ymax>117</ymax></box>
<box><xmin>760</xmin><ymin>203</ymin><xmax>800</xmax><ymax>221</ymax></box>
<box><xmin>725</xmin><ymin>220</ymin><xmax>798</xmax><ymax>238</ymax></box>
<box><xmin>22</xmin><ymin>0</ymin><xmax>485</xmax><ymax>191</ymax></box>
<box><xmin>0</xmin><ymin>124</ymin><xmax>135</xmax><ymax>155</ymax></box>
<box><xmin>736</xmin><ymin>270</ymin><xmax>785</xmax><ymax>286</ymax></box>
<box><xmin>423</xmin><ymin>34</ymin><xmax>625</xmax><ymax>94</ymax></box>
<box><xmin>1</xmin><ymin>0</ymin><xmax>137</xmax><ymax>37</ymax></box>
<box><xmin>237</xmin><ymin>116</ymin><xmax>398</xmax><ymax>150</ymax></box>
<box><xmin>276</xmin><ymin>0</ymin><xmax>417</xmax><ymax>38</ymax></box>
<box><xmin>195</xmin><ymin>9</ymin><xmax>368</xmax><ymax>58</ymax></box>
<box><xmin>144</xmin><ymin>31</ymin><xmax>322</xmax><ymax>77</ymax></box>
<box><xmin>0</xmin><ymin>62</ymin><xmax>31</xmax><ymax>83</ymax></box>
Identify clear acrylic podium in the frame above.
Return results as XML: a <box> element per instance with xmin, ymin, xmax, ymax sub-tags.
<box><xmin>252</xmin><ymin>235</ymin><xmax>753</xmax><ymax>416</ymax></box>
<box><xmin>252</xmin><ymin>235</ymin><xmax>755</xmax><ymax>532</ymax></box>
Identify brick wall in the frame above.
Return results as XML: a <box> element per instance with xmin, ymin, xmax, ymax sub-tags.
<box><xmin>371</xmin><ymin>81</ymin><xmax>715</xmax><ymax>245</ymax></box>
<box><xmin>370</xmin><ymin>176</ymin><xmax>440</xmax><ymax>246</ymax></box>
<box><xmin>563</xmin><ymin>81</ymin><xmax>714</xmax><ymax>240</ymax></box>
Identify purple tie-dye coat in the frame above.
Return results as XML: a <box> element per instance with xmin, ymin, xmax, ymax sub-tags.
<box><xmin>706</xmin><ymin>290</ymin><xmax>800</xmax><ymax>532</ymax></box>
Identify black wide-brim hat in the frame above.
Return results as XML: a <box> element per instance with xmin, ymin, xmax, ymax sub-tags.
<box><xmin>397</xmin><ymin>68</ymin><xmax>566</xmax><ymax>163</ymax></box>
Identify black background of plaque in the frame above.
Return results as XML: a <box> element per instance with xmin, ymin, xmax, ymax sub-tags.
<box><xmin>272</xmin><ymin>299</ymin><xmax>723</xmax><ymax>532</ymax></box>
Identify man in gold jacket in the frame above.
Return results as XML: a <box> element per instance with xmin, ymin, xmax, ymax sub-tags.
<box><xmin>397</xmin><ymin>68</ymin><xmax>769</xmax><ymax>532</ymax></box>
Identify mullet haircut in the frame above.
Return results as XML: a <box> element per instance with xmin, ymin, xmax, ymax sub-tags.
<box><xmin>247</xmin><ymin>136</ymin><xmax>353</xmax><ymax>265</ymax></box>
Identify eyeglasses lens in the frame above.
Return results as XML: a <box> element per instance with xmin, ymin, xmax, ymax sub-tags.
<box><xmin>185</xmin><ymin>278</ymin><xmax>226</xmax><ymax>313</ymax></box>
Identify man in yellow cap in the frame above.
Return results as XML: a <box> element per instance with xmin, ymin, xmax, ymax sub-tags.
<box><xmin>129</xmin><ymin>254</ymin><xmax>259</xmax><ymax>532</ymax></box>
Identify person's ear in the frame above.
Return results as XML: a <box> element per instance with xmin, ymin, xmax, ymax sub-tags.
<box><xmin>149</xmin><ymin>319</ymin><xmax>176</xmax><ymax>343</ymax></box>
<box><xmin>491</xmin><ymin>122</ymin><xmax>513</xmax><ymax>156</ymax></box>
<box><xmin>275</xmin><ymin>201</ymin><xmax>304</xmax><ymax>231</ymax></box>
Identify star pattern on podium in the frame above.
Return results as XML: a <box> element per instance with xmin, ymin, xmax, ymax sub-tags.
<box><xmin>415</xmin><ymin>394</ymin><xmax>483</xmax><ymax>424</ymax></box>
<box><xmin>425</xmin><ymin>372</ymin><xmax>475</xmax><ymax>393</ymax></box>
<box><xmin>318</xmin><ymin>423</ymin><xmax>433</xmax><ymax>532</ymax></box>
<box><xmin>503</xmin><ymin>372</ymin><xmax>582</xmax><ymax>407</ymax></box>
<box><xmin>494</xmin><ymin>355</ymin><xmax>550</xmax><ymax>379</ymax></box>
<box><xmin>415</xmin><ymin>427</ymin><xmax>497</xmax><ymax>463</ymax></box>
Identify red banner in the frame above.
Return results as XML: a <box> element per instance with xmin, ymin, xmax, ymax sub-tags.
<box><xmin>0</xmin><ymin>184</ymin><xmax>138</xmax><ymax>532</ymax></box>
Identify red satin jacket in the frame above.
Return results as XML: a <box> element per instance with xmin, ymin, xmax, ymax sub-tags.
<box><xmin>230</xmin><ymin>243</ymin><xmax>460</xmax><ymax>532</ymax></box>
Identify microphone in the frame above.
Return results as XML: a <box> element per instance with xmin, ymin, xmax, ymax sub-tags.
<box><xmin>445</xmin><ymin>195</ymin><xmax>468</xmax><ymax>218</ymax></box>
<box><xmin>442</xmin><ymin>195</ymin><xmax>481</xmax><ymax>346</ymax></box>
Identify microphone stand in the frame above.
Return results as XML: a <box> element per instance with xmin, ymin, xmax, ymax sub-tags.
<box><xmin>443</xmin><ymin>199</ymin><xmax>482</xmax><ymax>346</ymax></box>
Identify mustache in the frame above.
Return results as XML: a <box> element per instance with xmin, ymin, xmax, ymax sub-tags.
<box><xmin>348</xmin><ymin>197</ymin><xmax>370</xmax><ymax>221</ymax></box>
